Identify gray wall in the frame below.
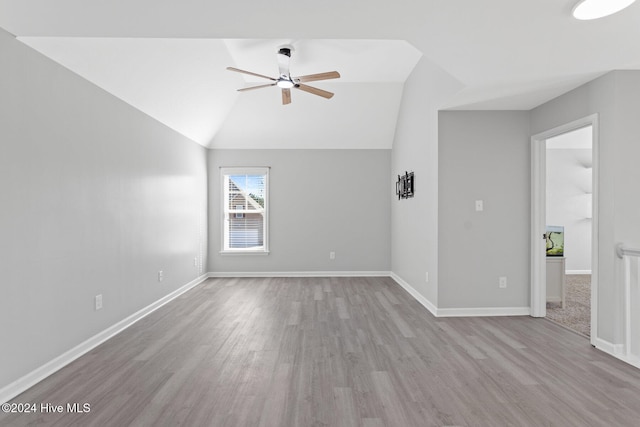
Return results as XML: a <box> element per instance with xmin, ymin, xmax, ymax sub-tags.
<box><xmin>390</xmin><ymin>57</ymin><xmax>463</xmax><ymax>305</ymax></box>
<box><xmin>438</xmin><ymin>111</ymin><xmax>531</xmax><ymax>309</ymax></box>
<box><xmin>208</xmin><ymin>149</ymin><xmax>391</xmax><ymax>272</ymax></box>
<box><xmin>531</xmin><ymin>71</ymin><xmax>640</xmax><ymax>344</ymax></box>
<box><xmin>0</xmin><ymin>29</ymin><xmax>208</xmax><ymax>389</ymax></box>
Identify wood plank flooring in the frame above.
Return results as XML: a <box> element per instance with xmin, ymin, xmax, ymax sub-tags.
<box><xmin>3</xmin><ymin>276</ymin><xmax>640</xmax><ymax>426</ymax></box>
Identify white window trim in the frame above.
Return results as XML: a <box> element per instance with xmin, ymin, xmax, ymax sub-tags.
<box><xmin>220</xmin><ymin>167</ymin><xmax>270</xmax><ymax>255</ymax></box>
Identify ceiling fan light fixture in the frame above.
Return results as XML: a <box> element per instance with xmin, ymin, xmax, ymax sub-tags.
<box><xmin>276</xmin><ymin>80</ymin><xmax>294</xmax><ymax>89</ymax></box>
<box><xmin>572</xmin><ymin>0</ymin><xmax>636</xmax><ymax>20</ymax></box>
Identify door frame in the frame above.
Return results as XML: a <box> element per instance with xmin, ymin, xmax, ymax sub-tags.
<box><xmin>530</xmin><ymin>114</ymin><xmax>599</xmax><ymax>345</ymax></box>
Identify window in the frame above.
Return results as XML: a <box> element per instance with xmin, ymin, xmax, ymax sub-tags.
<box><xmin>221</xmin><ymin>167</ymin><xmax>269</xmax><ymax>253</ymax></box>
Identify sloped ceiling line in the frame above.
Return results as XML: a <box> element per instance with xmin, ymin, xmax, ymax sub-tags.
<box><xmin>16</xmin><ymin>37</ymin><xmax>423</xmax><ymax>149</ymax></box>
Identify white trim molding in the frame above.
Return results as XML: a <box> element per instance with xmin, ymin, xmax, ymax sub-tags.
<box><xmin>220</xmin><ymin>167</ymin><xmax>269</xmax><ymax>254</ymax></box>
<box><xmin>389</xmin><ymin>272</ymin><xmax>438</xmax><ymax>317</ymax></box>
<box><xmin>209</xmin><ymin>271</ymin><xmax>392</xmax><ymax>278</ymax></box>
<box><xmin>436</xmin><ymin>307</ymin><xmax>531</xmax><ymax>317</ymax></box>
<box><xmin>530</xmin><ymin>113</ymin><xmax>599</xmax><ymax>345</ymax></box>
<box><xmin>593</xmin><ymin>337</ymin><xmax>640</xmax><ymax>370</ymax></box>
<box><xmin>593</xmin><ymin>338</ymin><xmax>625</xmax><ymax>359</ymax></box>
<box><xmin>566</xmin><ymin>270</ymin><xmax>592</xmax><ymax>275</ymax></box>
<box><xmin>388</xmin><ymin>273</ymin><xmax>528</xmax><ymax>318</ymax></box>
<box><xmin>0</xmin><ymin>274</ymin><xmax>209</xmax><ymax>405</ymax></box>
<box><xmin>530</xmin><ymin>130</ymin><xmax>547</xmax><ymax>318</ymax></box>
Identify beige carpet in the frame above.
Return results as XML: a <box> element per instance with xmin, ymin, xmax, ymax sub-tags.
<box><xmin>546</xmin><ymin>274</ymin><xmax>591</xmax><ymax>337</ymax></box>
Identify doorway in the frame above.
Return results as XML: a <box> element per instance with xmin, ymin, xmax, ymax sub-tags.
<box><xmin>530</xmin><ymin>114</ymin><xmax>599</xmax><ymax>345</ymax></box>
<box><xmin>544</xmin><ymin>127</ymin><xmax>592</xmax><ymax>336</ymax></box>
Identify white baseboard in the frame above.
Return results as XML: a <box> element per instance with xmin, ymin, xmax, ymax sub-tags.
<box><xmin>591</xmin><ymin>337</ymin><xmax>640</xmax><ymax>368</ymax></box>
<box><xmin>389</xmin><ymin>272</ymin><xmax>529</xmax><ymax>318</ymax></box>
<box><xmin>436</xmin><ymin>307</ymin><xmax>531</xmax><ymax>317</ymax></box>
<box><xmin>208</xmin><ymin>271</ymin><xmax>392</xmax><ymax>278</ymax></box>
<box><xmin>591</xmin><ymin>338</ymin><xmax>640</xmax><ymax>370</ymax></box>
<box><xmin>628</xmin><ymin>355</ymin><xmax>640</xmax><ymax>370</ymax></box>
<box><xmin>546</xmin><ymin>297</ymin><xmax>562</xmax><ymax>303</ymax></box>
<box><xmin>389</xmin><ymin>272</ymin><xmax>438</xmax><ymax>316</ymax></box>
<box><xmin>0</xmin><ymin>274</ymin><xmax>209</xmax><ymax>404</ymax></box>
<box><xmin>593</xmin><ymin>337</ymin><xmax>624</xmax><ymax>357</ymax></box>
<box><xmin>566</xmin><ymin>270</ymin><xmax>592</xmax><ymax>275</ymax></box>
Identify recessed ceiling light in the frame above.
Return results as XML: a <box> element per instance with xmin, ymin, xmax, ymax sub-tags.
<box><xmin>572</xmin><ymin>0</ymin><xmax>636</xmax><ymax>20</ymax></box>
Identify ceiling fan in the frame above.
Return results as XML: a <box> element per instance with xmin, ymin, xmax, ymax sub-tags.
<box><xmin>227</xmin><ymin>47</ymin><xmax>340</xmax><ymax>105</ymax></box>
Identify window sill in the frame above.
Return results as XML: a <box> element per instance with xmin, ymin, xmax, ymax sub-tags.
<box><xmin>219</xmin><ymin>250</ymin><xmax>270</xmax><ymax>256</ymax></box>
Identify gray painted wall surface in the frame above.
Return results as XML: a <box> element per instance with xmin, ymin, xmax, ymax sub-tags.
<box><xmin>0</xmin><ymin>29</ymin><xmax>208</xmax><ymax>388</ymax></box>
<box><xmin>531</xmin><ymin>71</ymin><xmax>640</xmax><ymax>344</ymax></box>
<box><xmin>438</xmin><ymin>111</ymin><xmax>530</xmax><ymax>309</ymax></box>
<box><xmin>208</xmin><ymin>149</ymin><xmax>391</xmax><ymax>272</ymax></box>
<box><xmin>390</xmin><ymin>57</ymin><xmax>462</xmax><ymax>305</ymax></box>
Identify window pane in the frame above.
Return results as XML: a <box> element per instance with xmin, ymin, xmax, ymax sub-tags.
<box><xmin>222</xmin><ymin>168</ymin><xmax>268</xmax><ymax>252</ymax></box>
<box><xmin>227</xmin><ymin>175</ymin><xmax>265</xmax><ymax>212</ymax></box>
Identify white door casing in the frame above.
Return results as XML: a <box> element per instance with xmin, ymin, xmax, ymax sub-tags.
<box><xmin>530</xmin><ymin>114</ymin><xmax>599</xmax><ymax>346</ymax></box>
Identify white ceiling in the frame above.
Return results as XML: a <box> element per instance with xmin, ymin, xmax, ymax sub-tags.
<box><xmin>17</xmin><ymin>37</ymin><xmax>420</xmax><ymax>148</ymax></box>
<box><xmin>224</xmin><ymin>39</ymin><xmax>421</xmax><ymax>83</ymax></box>
<box><xmin>2</xmin><ymin>0</ymin><xmax>640</xmax><ymax>149</ymax></box>
<box><xmin>17</xmin><ymin>37</ymin><xmax>240</xmax><ymax>145</ymax></box>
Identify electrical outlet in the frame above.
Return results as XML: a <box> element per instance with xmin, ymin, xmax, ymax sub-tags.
<box><xmin>475</xmin><ymin>200</ymin><xmax>484</xmax><ymax>211</ymax></box>
<box><xmin>95</xmin><ymin>294</ymin><xmax>103</xmax><ymax>311</ymax></box>
<box><xmin>158</xmin><ymin>270</ymin><xmax>163</xmax><ymax>282</ymax></box>
<box><xmin>499</xmin><ymin>276</ymin><xmax>507</xmax><ymax>288</ymax></box>
<box><xmin>329</xmin><ymin>251</ymin><xmax>336</xmax><ymax>260</ymax></box>
<box><xmin>425</xmin><ymin>272</ymin><xmax>429</xmax><ymax>283</ymax></box>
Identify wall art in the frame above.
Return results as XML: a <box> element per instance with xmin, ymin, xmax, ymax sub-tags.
<box><xmin>396</xmin><ymin>171</ymin><xmax>414</xmax><ymax>200</ymax></box>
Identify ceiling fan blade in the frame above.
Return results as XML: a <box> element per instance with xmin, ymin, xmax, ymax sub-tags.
<box><xmin>237</xmin><ymin>83</ymin><xmax>277</xmax><ymax>92</ymax></box>
<box><xmin>282</xmin><ymin>88</ymin><xmax>291</xmax><ymax>105</ymax></box>
<box><xmin>294</xmin><ymin>71</ymin><xmax>341</xmax><ymax>83</ymax></box>
<box><xmin>296</xmin><ymin>83</ymin><xmax>334</xmax><ymax>99</ymax></box>
<box><xmin>227</xmin><ymin>67</ymin><xmax>276</xmax><ymax>81</ymax></box>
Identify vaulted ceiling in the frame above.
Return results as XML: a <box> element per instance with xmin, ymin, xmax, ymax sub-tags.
<box><xmin>2</xmin><ymin>0</ymin><xmax>639</xmax><ymax>149</ymax></box>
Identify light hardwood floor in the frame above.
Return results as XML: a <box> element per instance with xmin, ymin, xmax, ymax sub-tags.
<box><xmin>3</xmin><ymin>276</ymin><xmax>640</xmax><ymax>426</ymax></box>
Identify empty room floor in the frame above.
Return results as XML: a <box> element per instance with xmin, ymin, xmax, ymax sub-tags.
<box><xmin>3</xmin><ymin>276</ymin><xmax>640</xmax><ymax>426</ymax></box>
